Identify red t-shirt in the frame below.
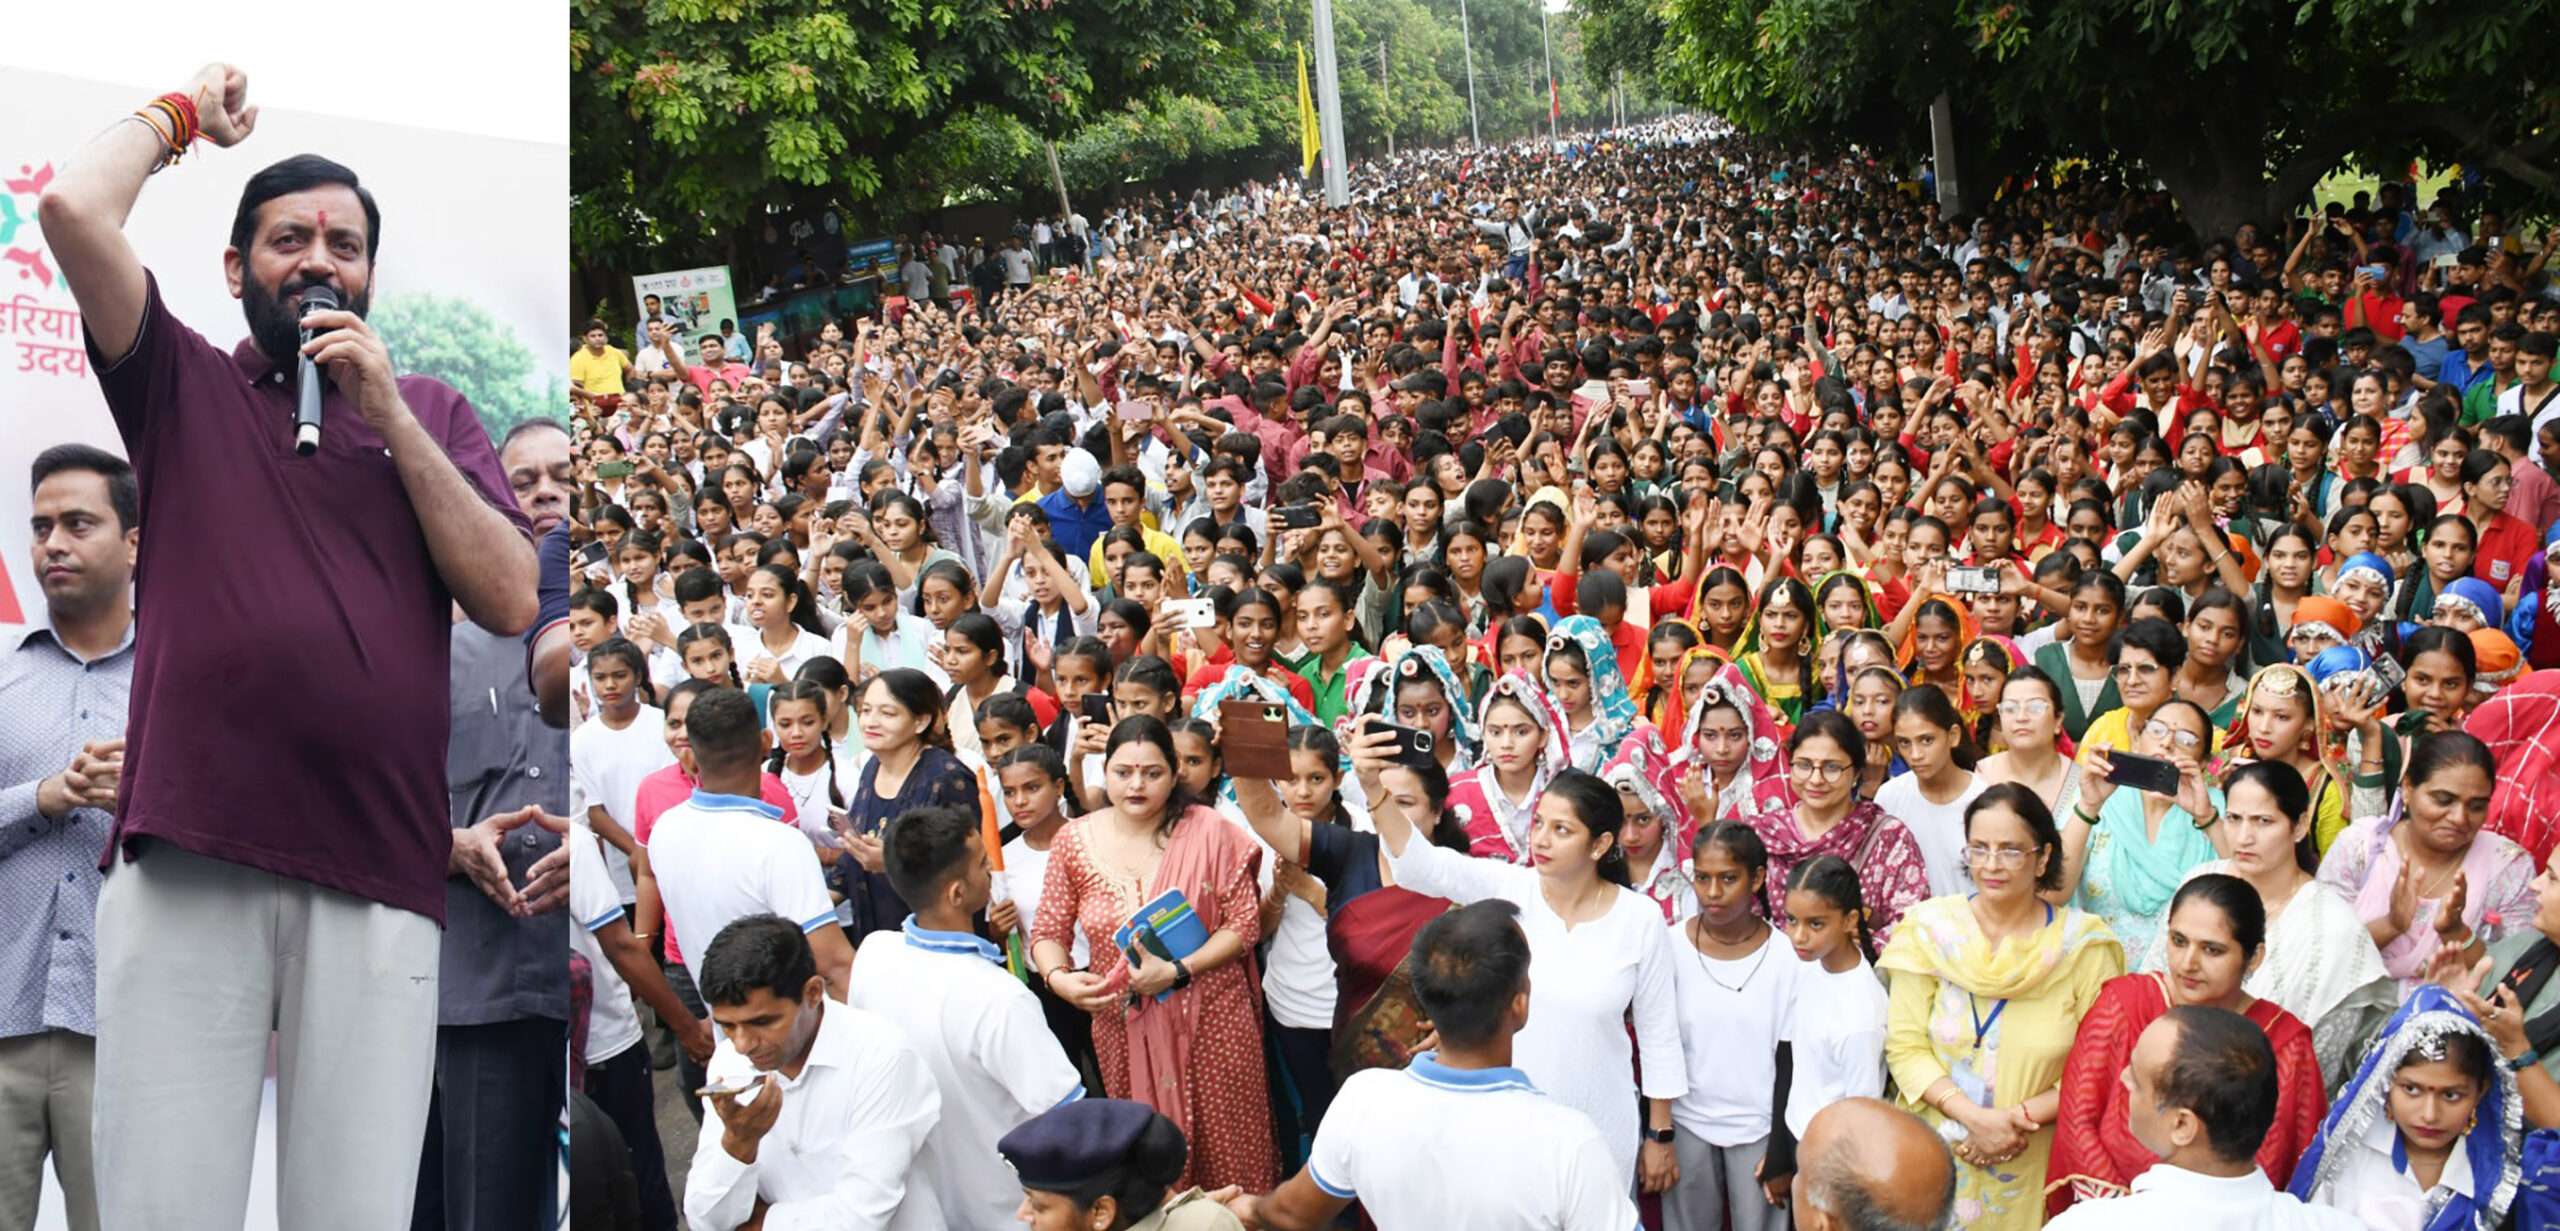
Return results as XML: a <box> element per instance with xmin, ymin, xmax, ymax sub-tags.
<box><xmin>2476</xmin><ymin>511</ymin><xmax>2537</xmax><ymax>591</ymax></box>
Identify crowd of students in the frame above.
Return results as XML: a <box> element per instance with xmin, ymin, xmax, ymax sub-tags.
<box><xmin>559</xmin><ymin>113</ymin><xmax>2560</xmax><ymax>1229</ymax></box>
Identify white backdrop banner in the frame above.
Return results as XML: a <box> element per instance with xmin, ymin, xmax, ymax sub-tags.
<box><xmin>0</xmin><ymin>68</ymin><xmax>566</xmax><ymax>634</ymax></box>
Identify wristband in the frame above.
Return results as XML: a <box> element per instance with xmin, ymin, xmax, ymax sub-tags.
<box><xmin>2510</xmin><ymin>1048</ymin><xmax>2541</xmax><ymax>1073</ymax></box>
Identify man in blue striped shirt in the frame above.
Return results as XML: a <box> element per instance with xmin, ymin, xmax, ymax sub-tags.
<box><xmin>0</xmin><ymin>443</ymin><xmax>138</xmax><ymax>1231</ymax></box>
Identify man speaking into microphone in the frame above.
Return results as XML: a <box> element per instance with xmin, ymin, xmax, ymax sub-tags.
<box><xmin>36</xmin><ymin>62</ymin><xmax>537</xmax><ymax>1229</ymax></box>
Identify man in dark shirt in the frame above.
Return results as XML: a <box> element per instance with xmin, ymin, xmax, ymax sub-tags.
<box><xmin>412</xmin><ymin>419</ymin><xmax>574</xmax><ymax>1231</ymax></box>
<box><xmin>37</xmin><ymin>62</ymin><xmax>537</xmax><ymax>1227</ymax></box>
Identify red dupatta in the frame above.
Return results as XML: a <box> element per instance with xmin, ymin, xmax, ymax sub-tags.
<box><xmin>1123</xmin><ymin>805</ymin><xmax>1262</xmax><ymax>1142</ymax></box>
<box><xmin>2045</xmin><ymin>972</ymin><xmax>2328</xmax><ymax>1215</ymax></box>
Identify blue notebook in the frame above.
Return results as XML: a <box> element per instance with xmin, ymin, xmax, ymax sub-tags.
<box><xmin>1113</xmin><ymin>889</ymin><xmax>1209</xmax><ymax>1002</ymax></box>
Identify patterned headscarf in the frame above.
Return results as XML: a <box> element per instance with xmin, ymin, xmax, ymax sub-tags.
<box><xmin>1600</xmin><ymin>721</ymin><xmax>1698</xmax><ymax>864</ymax></box>
<box><xmin>1892</xmin><ymin>592</ymin><xmax>1980</xmax><ymax>682</ymax></box>
<box><xmin>1957</xmin><ymin>634</ymin><xmax>2023</xmax><ymax>731</ymax></box>
<box><xmin>1680</xmin><ymin>660</ymin><xmax>1792</xmax><ymax>823</ymax></box>
<box><xmin>2287</xmin><ymin>985</ymin><xmax>2520</xmax><ymax>1230</ymax></box>
<box><xmin>2220</xmin><ymin>663</ymin><xmax>2347</xmax><ymax>779</ymax></box>
<box><xmin>1546</xmin><ymin>614</ymin><xmax>1637</xmax><ymax>760</ymax></box>
<box><xmin>1654</xmin><ymin>638</ymin><xmax>1731</xmax><ymax>744</ymax></box>
<box><xmin>1456</xmin><ymin>671</ymin><xmax>1576</xmax><ymax>864</ymax></box>
<box><xmin>2337</xmin><ymin>550</ymin><xmax>2397</xmax><ymax>596</ymax></box>
<box><xmin>1349</xmin><ymin>644</ymin><xmax>1483</xmax><ymax>768</ymax></box>
<box><xmin>2305</xmin><ymin>643</ymin><xmax>2380</xmax><ymax>710</ymax></box>
<box><xmin>2437</xmin><ymin>578</ymin><xmax>2507</xmax><ymax>630</ymax></box>
<box><xmin>2289</xmin><ymin>595</ymin><xmax>2364</xmax><ymax>657</ymax></box>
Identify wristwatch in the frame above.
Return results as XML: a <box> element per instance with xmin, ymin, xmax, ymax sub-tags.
<box><xmin>1170</xmin><ymin>957</ymin><xmax>1194</xmax><ymax>992</ymax></box>
<box><xmin>2509</xmin><ymin>1048</ymin><xmax>2540</xmax><ymax>1073</ymax></box>
<box><xmin>1644</xmin><ymin>1126</ymin><xmax>1676</xmax><ymax>1145</ymax></box>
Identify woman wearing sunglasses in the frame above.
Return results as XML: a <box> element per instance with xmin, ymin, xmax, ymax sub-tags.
<box><xmin>2053</xmin><ymin>698</ymin><xmax>2228</xmax><ymax>968</ymax></box>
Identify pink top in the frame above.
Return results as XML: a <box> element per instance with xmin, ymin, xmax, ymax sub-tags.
<box><xmin>633</xmin><ymin>764</ymin><xmax>801</xmax><ymax>966</ymax></box>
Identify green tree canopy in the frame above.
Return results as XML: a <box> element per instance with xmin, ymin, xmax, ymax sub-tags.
<box><xmin>372</xmin><ymin>293</ymin><xmax>559</xmax><ymax>440</ymax></box>
<box><xmin>1603</xmin><ymin>0</ymin><xmax>2555</xmax><ymax>239</ymax></box>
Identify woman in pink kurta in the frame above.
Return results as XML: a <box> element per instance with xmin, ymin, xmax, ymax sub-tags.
<box><xmin>1029</xmin><ymin>716</ymin><xmax>1278</xmax><ymax>1192</ymax></box>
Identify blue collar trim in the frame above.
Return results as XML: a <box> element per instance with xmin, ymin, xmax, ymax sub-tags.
<box><xmin>687</xmin><ymin>788</ymin><xmax>782</xmax><ymax>820</ymax></box>
<box><xmin>902</xmin><ymin>915</ymin><xmax>1003</xmax><ymax>963</ymax></box>
<box><xmin>1404</xmin><ymin>1051</ymin><xmax>1538</xmax><ymax>1094</ymax></box>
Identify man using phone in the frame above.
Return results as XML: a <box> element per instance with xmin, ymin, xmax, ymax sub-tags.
<box><xmin>687</xmin><ymin>915</ymin><xmax>943</xmax><ymax>1231</ymax></box>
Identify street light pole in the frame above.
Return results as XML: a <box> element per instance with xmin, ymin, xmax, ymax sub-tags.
<box><xmin>1310</xmin><ymin>0</ymin><xmax>1350</xmax><ymax>205</ymax></box>
<box><xmin>1538</xmin><ymin>0</ymin><xmax>1557</xmax><ymax>145</ymax></box>
<box><xmin>1457</xmin><ymin>0</ymin><xmax>1481</xmax><ymax>148</ymax></box>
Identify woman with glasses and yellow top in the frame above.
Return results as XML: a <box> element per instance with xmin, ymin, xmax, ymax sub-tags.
<box><xmin>2052</xmin><ymin>698</ymin><xmax>2228</xmax><ymax>969</ymax></box>
<box><xmin>2071</xmin><ymin>617</ymin><xmax>2223</xmax><ymax>770</ymax></box>
<box><xmin>1880</xmin><ymin>784</ymin><xmax>2124</xmax><ymax>1231</ymax></box>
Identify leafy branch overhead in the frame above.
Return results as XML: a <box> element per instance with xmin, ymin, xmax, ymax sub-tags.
<box><xmin>1591</xmin><ymin>0</ymin><xmax>2555</xmax><ymax>238</ymax></box>
<box><xmin>570</xmin><ymin>0</ymin><xmax>1259</xmax><ymax>257</ymax></box>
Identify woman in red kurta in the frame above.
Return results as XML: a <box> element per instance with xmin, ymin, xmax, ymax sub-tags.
<box><xmin>2045</xmin><ymin>874</ymin><xmax>2326</xmax><ymax>1215</ymax></box>
<box><xmin>1029</xmin><ymin>716</ymin><xmax>1278</xmax><ymax>1192</ymax></box>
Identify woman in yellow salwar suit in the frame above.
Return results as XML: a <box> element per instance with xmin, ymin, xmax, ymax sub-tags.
<box><xmin>1879</xmin><ymin>782</ymin><xmax>2123</xmax><ymax>1230</ymax></box>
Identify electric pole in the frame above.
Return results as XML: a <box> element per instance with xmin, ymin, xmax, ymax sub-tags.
<box><xmin>1457</xmin><ymin>0</ymin><xmax>1481</xmax><ymax>148</ymax></box>
<box><xmin>1538</xmin><ymin>0</ymin><xmax>1557</xmax><ymax>145</ymax></box>
<box><xmin>1378</xmin><ymin>42</ymin><xmax>1392</xmax><ymax>158</ymax></box>
<box><xmin>1310</xmin><ymin>0</ymin><xmax>1350</xmax><ymax>205</ymax></box>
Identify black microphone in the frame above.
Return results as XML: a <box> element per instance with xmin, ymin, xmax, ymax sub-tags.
<box><xmin>293</xmin><ymin>285</ymin><xmax>339</xmax><ymax>456</ymax></box>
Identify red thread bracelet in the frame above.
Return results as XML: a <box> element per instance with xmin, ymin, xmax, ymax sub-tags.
<box><xmin>159</xmin><ymin>91</ymin><xmax>200</xmax><ymax>147</ymax></box>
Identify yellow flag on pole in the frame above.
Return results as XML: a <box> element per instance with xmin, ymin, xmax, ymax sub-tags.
<box><xmin>1298</xmin><ymin>44</ymin><xmax>1319</xmax><ymax>177</ymax></box>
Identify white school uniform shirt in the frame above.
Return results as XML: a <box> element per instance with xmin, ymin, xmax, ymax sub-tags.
<box><xmin>1780</xmin><ymin>957</ymin><xmax>1889</xmax><ymax>1140</ymax></box>
<box><xmin>685</xmin><ymin>1000</ymin><xmax>944</xmax><ymax>1231</ymax></box>
<box><xmin>847</xmin><ymin>919</ymin><xmax>1086</xmax><ymax>1231</ymax></box>
<box><xmin>2048</xmin><ymin>1163</ymin><xmax>2365</xmax><ymax>1231</ymax></box>
<box><xmin>2302</xmin><ymin>1112</ymin><xmax>2479</xmax><ymax>1231</ymax></box>
<box><xmin>646</xmin><ymin>788</ymin><xmax>840</xmax><ymax>988</ymax></box>
<box><xmin>1237</xmin><ymin>800</ymin><xmax>1369</xmax><ymax>1031</ymax></box>
<box><xmin>1003</xmin><ymin>831</ymin><xmax>1088</xmax><ymax>968</ymax></box>
<box><xmin>833</xmin><ymin>611</ymin><xmax>948</xmax><ymax>688</ymax></box>
<box><xmin>570</xmin><ymin>706</ymin><xmax>677</xmax><ymax>902</ymax></box>
<box><xmin>745</xmin><ymin>625</ymin><xmax>835</xmax><ymax>680</ymax></box>
<box><xmin>1666</xmin><ymin>923</ymin><xmax>1797</xmax><ymax>1145</ymax></box>
<box><xmin>1873</xmin><ymin>770</ymin><xmax>1987</xmax><ymax>896</ymax></box>
<box><xmin>1387</xmin><ymin>838</ymin><xmax>1686</xmax><ymax>1186</ymax></box>
<box><xmin>568</xmin><ymin>822</ymin><xmax>643</xmax><ymax>1066</ymax></box>
<box><xmin>1308</xmin><ymin>1052</ymin><xmax>1640</xmax><ymax>1231</ymax></box>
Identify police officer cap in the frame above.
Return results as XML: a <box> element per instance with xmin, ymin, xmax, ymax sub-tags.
<box><xmin>997</xmin><ymin>1098</ymin><xmax>1186</xmax><ymax>1194</ymax></box>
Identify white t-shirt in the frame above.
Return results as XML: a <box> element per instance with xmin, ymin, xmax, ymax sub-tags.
<box><xmin>646</xmin><ymin>790</ymin><xmax>839</xmax><ymax>1001</ymax></box>
<box><xmin>1781</xmin><ymin>957</ymin><xmax>1890</xmax><ymax>1139</ymax></box>
<box><xmin>743</xmin><ymin>625</ymin><xmax>835</xmax><ymax>681</ymax></box>
<box><xmin>1241</xmin><ymin>800</ymin><xmax>1370</xmax><ymax>1031</ymax></box>
<box><xmin>1003</xmin><ymin>830</ymin><xmax>1088</xmax><ymax>968</ymax></box>
<box><xmin>1307</xmin><ymin>1055</ymin><xmax>1640</xmax><ymax>1231</ymax></box>
<box><xmin>848</xmin><ymin>923</ymin><xmax>1085</xmax><ymax>1231</ymax></box>
<box><xmin>570</xmin><ymin>706</ymin><xmax>677</xmax><ymax>902</ymax></box>
<box><xmin>778</xmin><ymin>760</ymin><xmax>842</xmax><ymax>846</ymax></box>
<box><xmin>1874</xmin><ymin>770</ymin><xmax>1987</xmax><ymax>896</ymax></box>
<box><xmin>1667</xmin><ymin>924</ymin><xmax>1797</xmax><ymax>1145</ymax></box>
<box><xmin>568</xmin><ymin>822</ymin><xmax>643</xmax><ymax>1066</ymax></box>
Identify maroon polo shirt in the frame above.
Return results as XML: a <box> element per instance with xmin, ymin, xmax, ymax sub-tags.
<box><xmin>84</xmin><ymin>272</ymin><xmax>532</xmax><ymax>922</ymax></box>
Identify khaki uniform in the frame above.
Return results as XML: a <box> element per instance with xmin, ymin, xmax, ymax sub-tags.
<box><xmin>1126</xmin><ymin>1188</ymin><xmax>1246</xmax><ymax>1231</ymax></box>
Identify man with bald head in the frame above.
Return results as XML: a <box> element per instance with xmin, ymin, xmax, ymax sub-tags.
<box><xmin>1789</xmin><ymin>1098</ymin><xmax>1955</xmax><ymax>1231</ymax></box>
<box><xmin>2046</xmin><ymin>1007</ymin><xmax>2359</xmax><ymax>1229</ymax></box>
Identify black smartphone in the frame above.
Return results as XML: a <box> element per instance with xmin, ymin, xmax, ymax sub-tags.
<box><xmin>1375</xmin><ymin>719</ymin><xmax>1438</xmax><ymax>767</ymax></box>
<box><xmin>578</xmin><ymin>542</ymin><xmax>608</xmax><ymax>568</ymax></box>
<box><xmin>2104</xmin><ymin>751</ymin><xmax>2182</xmax><ymax>797</ymax></box>
<box><xmin>1275</xmin><ymin>504</ymin><xmax>1323</xmax><ymax>530</ymax></box>
<box><xmin>1080</xmin><ymin>693</ymin><xmax>1112</xmax><ymax>725</ymax></box>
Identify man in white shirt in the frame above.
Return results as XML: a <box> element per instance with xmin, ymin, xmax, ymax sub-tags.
<box><xmin>645</xmin><ymin>687</ymin><xmax>856</xmax><ymax>1001</ymax></box>
<box><xmin>1219</xmin><ymin>900</ymin><xmax>1638</xmax><ymax>1230</ymax></box>
<box><xmin>1786</xmin><ymin>1098</ymin><xmax>1954</xmax><ymax>1231</ymax></box>
<box><xmin>686</xmin><ymin>914</ymin><xmax>942</xmax><ymax>1231</ymax></box>
<box><xmin>568</xmin><ymin>821</ymin><xmax>692</xmax><ymax>1230</ymax></box>
<box><xmin>848</xmin><ymin>805</ymin><xmax>1084</xmax><ymax>1230</ymax></box>
<box><xmin>2045</xmin><ymin>1007</ymin><xmax>2361</xmax><ymax>1231</ymax></box>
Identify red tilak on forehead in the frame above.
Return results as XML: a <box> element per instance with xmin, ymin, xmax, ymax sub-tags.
<box><xmin>317</xmin><ymin>209</ymin><xmax>327</xmax><ymax>233</ymax></box>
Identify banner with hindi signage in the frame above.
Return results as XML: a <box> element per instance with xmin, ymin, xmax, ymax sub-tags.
<box><xmin>632</xmin><ymin>265</ymin><xmax>737</xmax><ymax>347</ymax></box>
<box><xmin>0</xmin><ymin>68</ymin><xmax>567</xmax><ymax>636</ymax></box>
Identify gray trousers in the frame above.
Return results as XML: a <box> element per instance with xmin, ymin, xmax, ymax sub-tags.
<box><xmin>94</xmin><ymin>842</ymin><xmax>440</xmax><ymax>1230</ymax></box>
<box><xmin>0</xmin><ymin>1029</ymin><xmax>95</xmax><ymax>1231</ymax></box>
<box><xmin>1659</xmin><ymin>1125</ymin><xmax>1785</xmax><ymax>1231</ymax></box>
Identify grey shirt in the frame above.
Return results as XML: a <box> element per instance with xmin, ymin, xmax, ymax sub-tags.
<box><xmin>0</xmin><ymin>621</ymin><xmax>134</xmax><ymax>1038</ymax></box>
<box><xmin>438</xmin><ymin>621</ymin><xmax>570</xmax><ymax>1026</ymax></box>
